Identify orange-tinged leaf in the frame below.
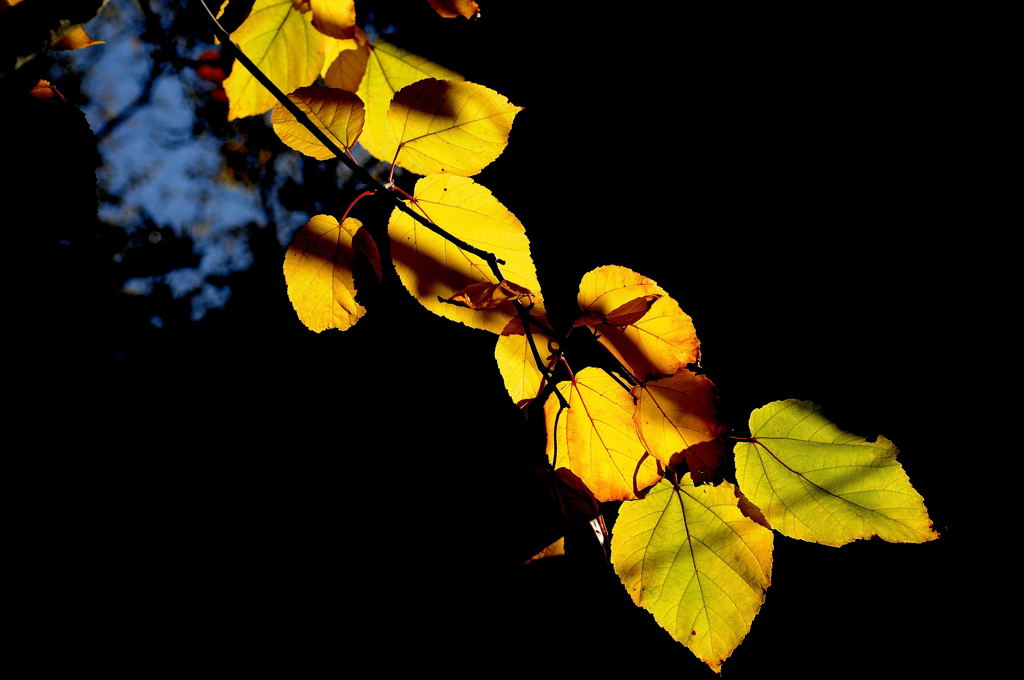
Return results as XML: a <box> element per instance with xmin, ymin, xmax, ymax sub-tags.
<box><xmin>612</xmin><ymin>476</ymin><xmax>773</xmax><ymax>672</ymax></box>
<box><xmin>322</xmin><ymin>31</ymin><xmax>370</xmax><ymax>90</ymax></box>
<box><xmin>354</xmin><ymin>39</ymin><xmax>462</xmax><ymax>166</ymax></box>
<box><xmin>495</xmin><ymin>315</ymin><xmax>557</xmax><ymax>406</ymax></box>
<box><xmin>309</xmin><ymin>0</ymin><xmax>355</xmax><ymax>39</ymax></box>
<box><xmin>427</xmin><ymin>0</ymin><xmax>480</xmax><ymax>19</ymax></box>
<box><xmin>445</xmin><ymin>280</ymin><xmax>533</xmax><ymax>310</ymax></box>
<box><xmin>283</xmin><ymin>215</ymin><xmax>368</xmax><ymax>332</ymax></box>
<box><xmin>29</xmin><ymin>79</ymin><xmax>64</xmax><ymax>100</ymax></box>
<box><xmin>604</xmin><ymin>294</ymin><xmax>661</xmax><ymax>326</ymax></box>
<box><xmin>271</xmin><ymin>85</ymin><xmax>364</xmax><ymax>159</ymax></box>
<box><xmin>543</xmin><ymin>368</ymin><xmax>661</xmax><ymax>502</ymax></box>
<box><xmin>320</xmin><ymin>25</ymin><xmax>366</xmax><ymax>80</ymax></box>
<box><xmin>524</xmin><ymin>537</ymin><xmax>565</xmax><ymax>564</ymax></box>
<box><xmin>53</xmin><ymin>26</ymin><xmax>103</xmax><ymax>51</ymax></box>
<box><xmin>388</xmin><ymin>175</ymin><xmax>542</xmax><ymax>334</ymax></box>
<box><xmin>633</xmin><ymin>370</ymin><xmax>725</xmax><ymax>484</ymax></box>
<box><xmin>387</xmin><ymin>78</ymin><xmax>521</xmax><ymax>176</ymax></box>
<box><xmin>223</xmin><ymin>0</ymin><xmax>324</xmax><ymax>120</ymax></box>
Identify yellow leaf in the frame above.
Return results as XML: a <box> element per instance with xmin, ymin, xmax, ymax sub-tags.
<box><xmin>387</xmin><ymin>78</ymin><xmax>521</xmax><ymax>176</ymax></box>
<box><xmin>212</xmin><ymin>0</ymin><xmax>229</xmax><ymax>44</ymax></box>
<box><xmin>427</xmin><ymin>0</ymin><xmax>481</xmax><ymax>19</ymax></box>
<box><xmin>577</xmin><ymin>265</ymin><xmax>700</xmax><ymax>380</ymax></box>
<box><xmin>599</xmin><ymin>297</ymin><xmax>700</xmax><ymax>380</ymax></box>
<box><xmin>309</xmin><ymin>0</ymin><xmax>355</xmax><ymax>39</ymax></box>
<box><xmin>354</xmin><ymin>39</ymin><xmax>462</xmax><ymax>167</ymax></box>
<box><xmin>283</xmin><ymin>215</ymin><xmax>368</xmax><ymax>332</ymax></box>
<box><xmin>633</xmin><ymin>370</ymin><xmax>725</xmax><ymax>483</ymax></box>
<box><xmin>612</xmin><ymin>476</ymin><xmax>774</xmax><ymax>672</ymax></box>
<box><xmin>543</xmin><ymin>367</ymin><xmax>660</xmax><ymax>502</ymax></box>
<box><xmin>223</xmin><ymin>0</ymin><xmax>324</xmax><ymax>120</ymax></box>
<box><xmin>388</xmin><ymin>175</ymin><xmax>542</xmax><ymax>334</ymax></box>
<box><xmin>734</xmin><ymin>400</ymin><xmax>938</xmax><ymax>546</ymax></box>
<box><xmin>320</xmin><ymin>25</ymin><xmax>366</xmax><ymax>80</ymax></box>
<box><xmin>578</xmin><ymin>265</ymin><xmax>666</xmax><ymax>319</ymax></box>
<box><xmin>495</xmin><ymin>316</ymin><xmax>557</xmax><ymax>406</ymax></box>
<box><xmin>271</xmin><ymin>85</ymin><xmax>364</xmax><ymax>159</ymax></box>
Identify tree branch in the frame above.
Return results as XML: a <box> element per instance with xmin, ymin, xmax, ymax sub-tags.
<box><xmin>197</xmin><ymin>0</ymin><xmax>571</xmax><ymax>403</ymax></box>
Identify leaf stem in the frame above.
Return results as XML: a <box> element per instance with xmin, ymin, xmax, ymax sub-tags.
<box><xmin>559</xmin><ymin>355</ymin><xmax>576</xmax><ymax>383</ymax></box>
<box><xmin>341</xmin><ymin>190</ymin><xmax>374</xmax><ymax>222</ymax></box>
<box><xmin>389</xmin><ymin>184</ymin><xmax>416</xmax><ymax>202</ymax></box>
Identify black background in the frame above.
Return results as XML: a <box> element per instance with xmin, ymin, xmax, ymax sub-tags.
<box><xmin>12</xmin><ymin>1</ymin><xmax>981</xmax><ymax>676</ymax></box>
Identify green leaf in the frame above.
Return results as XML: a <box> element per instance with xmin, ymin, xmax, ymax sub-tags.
<box><xmin>734</xmin><ymin>400</ymin><xmax>938</xmax><ymax>547</ymax></box>
<box><xmin>612</xmin><ymin>476</ymin><xmax>773</xmax><ymax>672</ymax></box>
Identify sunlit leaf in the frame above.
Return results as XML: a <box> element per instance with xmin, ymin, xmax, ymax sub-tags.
<box><xmin>387</xmin><ymin>78</ymin><xmax>521</xmax><ymax>176</ymax></box>
<box><xmin>577</xmin><ymin>265</ymin><xmax>666</xmax><ymax>321</ymax></box>
<box><xmin>734</xmin><ymin>400</ymin><xmax>939</xmax><ymax>547</ymax></box>
<box><xmin>271</xmin><ymin>85</ymin><xmax>364</xmax><ymax>159</ymax></box>
<box><xmin>599</xmin><ymin>296</ymin><xmax>700</xmax><ymax>381</ymax></box>
<box><xmin>427</xmin><ymin>0</ymin><xmax>480</xmax><ymax>19</ymax></box>
<box><xmin>612</xmin><ymin>476</ymin><xmax>773</xmax><ymax>672</ymax></box>
<box><xmin>354</xmin><ymin>39</ymin><xmax>463</xmax><ymax>166</ymax></box>
<box><xmin>388</xmin><ymin>175</ymin><xmax>542</xmax><ymax>334</ymax></box>
<box><xmin>223</xmin><ymin>0</ymin><xmax>323</xmax><ymax>120</ymax></box>
<box><xmin>309</xmin><ymin>0</ymin><xmax>355</xmax><ymax>39</ymax></box>
<box><xmin>633</xmin><ymin>370</ymin><xmax>725</xmax><ymax>484</ymax></box>
<box><xmin>283</xmin><ymin>215</ymin><xmax>370</xmax><ymax>332</ymax></box>
<box><xmin>577</xmin><ymin>266</ymin><xmax>700</xmax><ymax>381</ymax></box>
<box><xmin>543</xmin><ymin>367</ymin><xmax>660</xmax><ymax>502</ymax></box>
<box><xmin>495</xmin><ymin>315</ymin><xmax>557</xmax><ymax>406</ymax></box>
<box><xmin>53</xmin><ymin>26</ymin><xmax>103</xmax><ymax>51</ymax></box>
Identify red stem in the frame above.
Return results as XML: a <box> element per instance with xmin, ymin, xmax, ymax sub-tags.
<box><xmin>341</xmin><ymin>190</ymin><xmax>374</xmax><ymax>222</ymax></box>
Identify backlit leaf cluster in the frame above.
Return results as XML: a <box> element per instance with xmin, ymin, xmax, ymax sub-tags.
<box><xmin>213</xmin><ymin>1</ymin><xmax>939</xmax><ymax>672</ymax></box>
